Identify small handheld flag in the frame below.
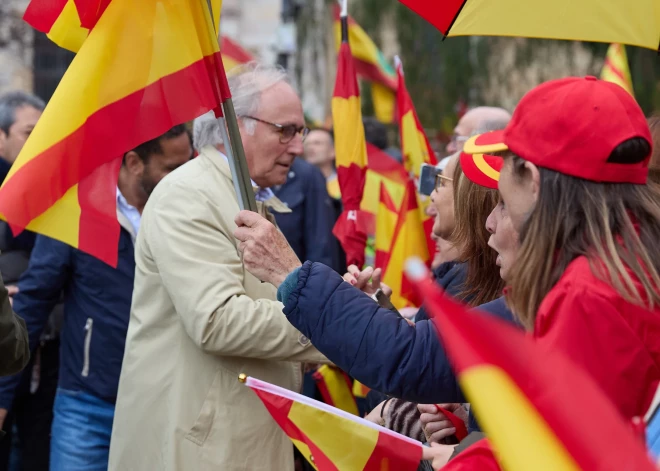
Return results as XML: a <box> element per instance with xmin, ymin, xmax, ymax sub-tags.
<box><xmin>241</xmin><ymin>374</ymin><xmax>423</xmax><ymax>470</ymax></box>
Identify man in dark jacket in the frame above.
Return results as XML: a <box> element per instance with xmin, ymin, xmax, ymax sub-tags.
<box><xmin>273</xmin><ymin>157</ymin><xmax>340</xmax><ymax>271</ymax></box>
<box><xmin>0</xmin><ymin>126</ymin><xmax>191</xmax><ymax>471</ymax></box>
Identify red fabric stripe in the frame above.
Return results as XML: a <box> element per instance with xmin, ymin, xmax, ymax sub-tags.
<box><xmin>77</xmin><ymin>157</ymin><xmax>121</xmax><ymax>266</ymax></box>
<box><xmin>0</xmin><ymin>52</ymin><xmax>224</xmax><ymax>235</ymax></box>
<box><xmin>379</xmin><ymin>183</ymin><xmax>397</xmax><ymax>213</ymax></box>
<box><xmin>354</xmin><ymin>59</ymin><xmax>397</xmax><ymax>90</ymax></box>
<box><xmin>362</xmin><ymin>429</ymin><xmax>422</xmax><ymax>471</ymax></box>
<box><xmin>603</xmin><ymin>58</ymin><xmax>629</xmax><ymax>85</ymax></box>
<box><xmin>23</xmin><ymin>0</ymin><xmax>69</xmax><ymax>33</ymax></box>
<box><xmin>398</xmin><ymin>0</ymin><xmax>465</xmax><ymax>35</ymax></box>
<box><xmin>333</xmin><ymin>43</ymin><xmax>360</xmax><ymax>99</ymax></box>
<box><xmin>74</xmin><ymin>0</ymin><xmax>111</xmax><ymax>29</ymax></box>
<box><xmin>220</xmin><ymin>35</ymin><xmax>254</xmax><ymax>64</ymax></box>
<box><xmin>251</xmin><ymin>388</ymin><xmax>340</xmax><ymax>471</ymax></box>
<box><xmin>367</xmin><ymin>144</ymin><xmax>409</xmax><ymax>185</ymax></box>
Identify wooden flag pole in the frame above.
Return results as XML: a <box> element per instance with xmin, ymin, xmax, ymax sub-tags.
<box><xmin>205</xmin><ymin>0</ymin><xmax>257</xmax><ymax>212</ymax></box>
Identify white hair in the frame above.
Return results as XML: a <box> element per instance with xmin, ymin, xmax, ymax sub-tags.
<box><xmin>192</xmin><ymin>61</ymin><xmax>294</xmax><ymax>150</ymax></box>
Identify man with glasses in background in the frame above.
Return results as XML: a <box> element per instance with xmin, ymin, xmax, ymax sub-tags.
<box><xmin>108</xmin><ymin>62</ymin><xmax>326</xmax><ymax>471</ymax></box>
<box><xmin>446</xmin><ymin>106</ymin><xmax>511</xmax><ymax>154</ymax></box>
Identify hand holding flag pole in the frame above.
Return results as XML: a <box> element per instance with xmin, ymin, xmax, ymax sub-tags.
<box><xmin>204</xmin><ymin>0</ymin><xmax>257</xmax><ymax>212</ymax></box>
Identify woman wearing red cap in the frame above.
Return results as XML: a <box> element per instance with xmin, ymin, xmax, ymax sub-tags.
<box><xmin>461</xmin><ymin>76</ymin><xmax>660</xmax><ymax>425</ymax></box>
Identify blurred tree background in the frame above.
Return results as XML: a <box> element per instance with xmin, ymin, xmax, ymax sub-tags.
<box><xmin>296</xmin><ymin>0</ymin><xmax>660</xmax><ymax>139</ymax></box>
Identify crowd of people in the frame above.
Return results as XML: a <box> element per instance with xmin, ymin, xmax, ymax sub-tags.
<box><xmin>0</xmin><ymin>61</ymin><xmax>658</xmax><ymax>471</ymax></box>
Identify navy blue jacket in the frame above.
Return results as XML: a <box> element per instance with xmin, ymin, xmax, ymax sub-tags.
<box><xmin>273</xmin><ymin>158</ymin><xmax>340</xmax><ymax>272</ymax></box>
<box><xmin>281</xmin><ymin>262</ymin><xmax>519</xmax><ymax>431</ymax></box>
<box><xmin>0</xmin><ymin>230</ymin><xmax>136</xmax><ymax>408</ymax></box>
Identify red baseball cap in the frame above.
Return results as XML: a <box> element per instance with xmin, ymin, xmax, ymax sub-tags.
<box><xmin>459</xmin><ymin>152</ymin><xmax>503</xmax><ymax>189</ymax></box>
<box><xmin>462</xmin><ymin>76</ymin><xmax>652</xmax><ymax>185</ymax></box>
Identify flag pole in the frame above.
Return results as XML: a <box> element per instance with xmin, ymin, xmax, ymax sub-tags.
<box><xmin>204</xmin><ymin>0</ymin><xmax>257</xmax><ymax>212</ymax></box>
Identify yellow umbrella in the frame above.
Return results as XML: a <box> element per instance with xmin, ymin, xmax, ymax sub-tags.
<box><xmin>399</xmin><ymin>0</ymin><xmax>660</xmax><ymax>51</ymax></box>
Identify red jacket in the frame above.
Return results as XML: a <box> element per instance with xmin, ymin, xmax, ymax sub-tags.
<box><xmin>534</xmin><ymin>256</ymin><xmax>660</xmax><ymax>420</ymax></box>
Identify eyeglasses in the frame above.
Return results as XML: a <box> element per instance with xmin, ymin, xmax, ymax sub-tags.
<box><xmin>450</xmin><ymin>134</ymin><xmax>469</xmax><ymax>146</ymax></box>
<box><xmin>243</xmin><ymin>116</ymin><xmax>309</xmax><ymax>144</ymax></box>
<box><xmin>434</xmin><ymin>173</ymin><xmax>453</xmax><ymax>191</ymax></box>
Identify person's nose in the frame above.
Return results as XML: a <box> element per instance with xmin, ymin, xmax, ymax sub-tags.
<box><xmin>485</xmin><ymin>208</ymin><xmax>496</xmax><ymax>234</ymax></box>
<box><xmin>289</xmin><ymin>134</ymin><xmax>304</xmax><ymax>156</ymax></box>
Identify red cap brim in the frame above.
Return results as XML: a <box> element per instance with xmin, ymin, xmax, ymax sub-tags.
<box><xmin>460</xmin><ymin>152</ymin><xmax>503</xmax><ymax>189</ymax></box>
<box><xmin>463</xmin><ymin>130</ymin><xmax>509</xmax><ymax>155</ymax></box>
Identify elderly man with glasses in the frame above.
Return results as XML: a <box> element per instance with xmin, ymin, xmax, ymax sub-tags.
<box><xmin>108</xmin><ymin>62</ymin><xmax>326</xmax><ymax>471</ymax></box>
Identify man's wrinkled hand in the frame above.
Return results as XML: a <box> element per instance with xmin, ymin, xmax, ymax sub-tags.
<box><xmin>421</xmin><ymin>443</ymin><xmax>457</xmax><ymax>470</ymax></box>
<box><xmin>234</xmin><ymin>210</ymin><xmax>302</xmax><ymax>287</ymax></box>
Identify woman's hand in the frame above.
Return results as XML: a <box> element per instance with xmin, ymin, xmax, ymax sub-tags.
<box><xmin>343</xmin><ymin>265</ymin><xmax>392</xmax><ymax>297</ymax></box>
<box><xmin>421</xmin><ymin>443</ymin><xmax>458</xmax><ymax>470</ymax></box>
<box><xmin>234</xmin><ymin>210</ymin><xmax>301</xmax><ymax>287</ymax></box>
<box><xmin>418</xmin><ymin>403</ymin><xmax>467</xmax><ymax>444</ymax></box>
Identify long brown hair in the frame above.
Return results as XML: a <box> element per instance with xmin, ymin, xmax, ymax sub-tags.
<box><xmin>450</xmin><ymin>161</ymin><xmax>504</xmax><ymax>306</ymax></box>
<box><xmin>648</xmin><ymin>115</ymin><xmax>660</xmax><ymax>184</ymax></box>
<box><xmin>506</xmin><ymin>139</ymin><xmax>660</xmax><ymax>329</ymax></box>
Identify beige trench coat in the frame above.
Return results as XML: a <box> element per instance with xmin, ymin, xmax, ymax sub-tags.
<box><xmin>108</xmin><ymin>147</ymin><xmax>327</xmax><ymax>471</ymax></box>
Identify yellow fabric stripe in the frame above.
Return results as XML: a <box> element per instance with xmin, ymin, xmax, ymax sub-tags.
<box><xmin>400</xmin><ymin>110</ymin><xmax>430</xmax><ymax>178</ymax></box>
<box><xmin>463</xmin><ymin>135</ymin><xmax>508</xmax><ymax>155</ymax></box>
<box><xmin>371</xmin><ymin>82</ymin><xmax>395</xmax><ymax>124</ymax></box>
<box><xmin>362</xmin><ymin>173</ymin><xmax>405</xmax><ymax>217</ymax></box>
<box><xmin>211</xmin><ymin>0</ymin><xmax>222</xmax><ymax>33</ymax></box>
<box><xmin>450</xmin><ymin>0</ymin><xmax>660</xmax><ymax>50</ymax></box>
<box><xmin>461</xmin><ymin>365</ymin><xmax>581</xmax><ymax>471</ymax></box>
<box><xmin>289</xmin><ymin>400</ymin><xmax>378</xmax><ymax>469</ymax></box>
<box><xmin>334</xmin><ymin>21</ymin><xmax>384</xmax><ymax>71</ymax></box>
<box><xmin>316</xmin><ymin>366</ymin><xmax>359</xmax><ymax>416</ymax></box>
<box><xmin>26</xmin><ymin>184</ymin><xmax>81</xmax><ymax>247</ymax></box>
<box><xmin>47</xmin><ymin>0</ymin><xmax>89</xmax><ymax>53</ymax></box>
<box><xmin>375</xmin><ymin>195</ymin><xmax>397</xmax><ymax>252</ymax></box>
<box><xmin>331</xmin><ymin>96</ymin><xmax>368</xmax><ymax>170</ymax></box>
<box><xmin>384</xmin><ymin>199</ymin><xmax>428</xmax><ymax>309</ymax></box>
<box><xmin>473</xmin><ymin>153</ymin><xmax>500</xmax><ymax>181</ymax></box>
<box><xmin>600</xmin><ymin>44</ymin><xmax>634</xmax><ymax>95</ymax></box>
<box><xmin>8</xmin><ymin>0</ymin><xmax>218</xmax><ymax>178</ymax></box>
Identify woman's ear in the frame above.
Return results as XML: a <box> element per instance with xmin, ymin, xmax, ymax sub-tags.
<box><xmin>524</xmin><ymin>160</ymin><xmax>541</xmax><ymax>203</ymax></box>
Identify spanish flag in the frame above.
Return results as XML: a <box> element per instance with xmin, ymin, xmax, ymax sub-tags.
<box><xmin>376</xmin><ymin>181</ymin><xmax>428</xmax><ymax>309</ymax></box>
<box><xmin>333</xmin><ymin>6</ymin><xmax>396</xmax><ymax>124</ymax></box>
<box><xmin>405</xmin><ymin>259</ymin><xmax>657</xmax><ymax>471</ymax></box>
<box><xmin>332</xmin><ymin>11</ymin><xmax>369</xmax><ymax>268</ymax></box>
<box><xmin>374</xmin><ymin>182</ymin><xmax>398</xmax><ymax>278</ymax></box>
<box><xmin>395</xmin><ymin>57</ymin><xmax>437</xmax><ymax>178</ymax></box>
<box><xmin>600</xmin><ymin>44</ymin><xmax>634</xmax><ymax>96</ymax></box>
<box><xmin>2</xmin><ymin>0</ymin><xmax>227</xmax><ymax>266</ymax></box>
<box><xmin>313</xmin><ymin>365</ymin><xmax>359</xmax><ymax>416</ymax></box>
<box><xmin>243</xmin><ymin>375</ymin><xmax>423</xmax><ymax>470</ymax></box>
<box><xmin>221</xmin><ymin>35</ymin><xmax>255</xmax><ymax>71</ymax></box>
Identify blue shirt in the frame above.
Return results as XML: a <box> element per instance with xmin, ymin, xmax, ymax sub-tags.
<box><xmin>116</xmin><ymin>188</ymin><xmax>141</xmax><ymax>234</ymax></box>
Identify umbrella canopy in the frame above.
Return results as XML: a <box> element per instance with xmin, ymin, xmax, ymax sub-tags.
<box><xmin>399</xmin><ymin>0</ymin><xmax>660</xmax><ymax>51</ymax></box>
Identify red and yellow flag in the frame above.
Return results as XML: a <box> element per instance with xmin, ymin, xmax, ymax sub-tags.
<box><xmin>406</xmin><ymin>259</ymin><xmax>657</xmax><ymax>471</ymax></box>
<box><xmin>376</xmin><ymin>182</ymin><xmax>429</xmax><ymax>309</ymax></box>
<box><xmin>313</xmin><ymin>365</ymin><xmax>359</xmax><ymax>416</ymax></box>
<box><xmin>2</xmin><ymin>0</ymin><xmax>227</xmax><ymax>266</ymax></box>
<box><xmin>220</xmin><ymin>35</ymin><xmax>255</xmax><ymax>71</ymax></box>
<box><xmin>333</xmin><ymin>5</ymin><xmax>397</xmax><ymax>124</ymax></box>
<box><xmin>244</xmin><ymin>375</ymin><xmax>422</xmax><ymax>470</ymax></box>
<box><xmin>332</xmin><ymin>12</ymin><xmax>369</xmax><ymax>268</ymax></box>
<box><xmin>600</xmin><ymin>43</ymin><xmax>634</xmax><ymax>96</ymax></box>
<box><xmin>396</xmin><ymin>58</ymin><xmax>437</xmax><ymax>178</ymax></box>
